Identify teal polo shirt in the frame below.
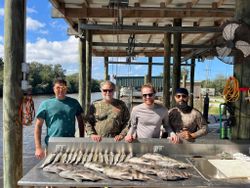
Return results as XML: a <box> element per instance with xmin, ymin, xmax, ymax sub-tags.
<box><xmin>36</xmin><ymin>96</ymin><xmax>83</xmax><ymax>145</ymax></box>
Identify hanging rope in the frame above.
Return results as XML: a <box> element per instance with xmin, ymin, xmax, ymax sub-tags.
<box><xmin>223</xmin><ymin>76</ymin><xmax>240</xmax><ymax>102</ymax></box>
<box><xmin>18</xmin><ymin>94</ymin><xmax>35</xmax><ymax>126</ymax></box>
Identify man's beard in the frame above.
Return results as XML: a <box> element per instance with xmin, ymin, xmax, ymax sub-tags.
<box><xmin>176</xmin><ymin>102</ymin><xmax>192</xmax><ymax>113</ymax></box>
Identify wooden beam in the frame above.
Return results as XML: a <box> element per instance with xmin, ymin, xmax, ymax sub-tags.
<box><xmin>92</xmin><ymin>45</ymin><xmax>219</xmax><ymax>57</ymax></box>
<box><xmin>52</xmin><ymin>7</ymin><xmax>234</xmax><ymax>18</ymax></box>
<box><xmin>108</xmin><ymin>61</ymin><xmax>193</xmax><ymax>66</ymax></box>
<box><xmin>4</xmin><ymin>0</ymin><xmax>25</xmax><ymax>187</ymax></box>
<box><xmin>92</xmin><ymin>42</ymin><xmax>214</xmax><ymax>49</ymax></box>
<box><xmin>80</xmin><ymin>23</ymin><xmax>222</xmax><ymax>33</ymax></box>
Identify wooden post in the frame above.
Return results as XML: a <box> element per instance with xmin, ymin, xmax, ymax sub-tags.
<box><xmin>163</xmin><ymin>32</ymin><xmax>171</xmax><ymax>108</ymax></box>
<box><xmin>78</xmin><ymin>36</ymin><xmax>86</xmax><ymax>110</ymax></box>
<box><xmin>190</xmin><ymin>58</ymin><xmax>195</xmax><ymax>108</ymax></box>
<box><xmin>232</xmin><ymin>0</ymin><xmax>250</xmax><ymax>139</ymax></box>
<box><xmin>3</xmin><ymin>0</ymin><xmax>25</xmax><ymax>187</ymax></box>
<box><xmin>104</xmin><ymin>56</ymin><xmax>109</xmax><ymax>80</ymax></box>
<box><xmin>171</xmin><ymin>18</ymin><xmax>182</xmax><ymax>107</ymax></box>
<box><xmin>147</xmin><ymin>57</ymin><xmax>152</xmax><ymax>83</ymax></box>
<box><xmin>182</xmin><ymin>70</ymin><xmax>187</xmax><ymax>88</ymax></box>
<box><xmin>85</xmin><ymin>30</ymin><xmax>92</xmax><ymax>115</ymax></box>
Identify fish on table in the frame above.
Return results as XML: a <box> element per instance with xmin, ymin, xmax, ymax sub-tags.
<box><xmin>156</xmin><ymin>169</ymin><xmax>190</xmax><ymax>180</ymax></box>
<box><xmin>117</xmin><ymin>152</ymin><xmax>127</xmax><ymax>163</ymax></box>
<box><xmin>84</xmin><ymin>162</ymin><xmax>106</xmax><ymax>172</ymax></box>
<box><xmin>40</xmin><ymin>153</ymin><xmax>57</xmax><ymax>168</ymax></box>
<box><xmin>72</xmin><ymin>168</ymin><xmax>106</xmax><ymax>181</ymax></box>
<box><xmin>58</xmin><ymin>169</ymin><xmax>82</xmax><ymax>182</ymax></box>
<box><xmin>103</xmin><ymin>165</ymin><xmax>151</xmax><ymax>181</ymax></box>
<box><xmin>74</xmin><ymin>150</ymin><xmax>83</xmax><ymax>165</ymax></box>
<box><xmin>127</xmin><ymin>157</ymin><xmax>155</xmax><ymax>166</ymax></box>
<box><xmin>81</xmin><ymin>150</ymin><xmax>88</xmax><ymax>164</ymax></box>
<box><xmin>117</xmin><ymin>162</ymin><xmax>158</xmax><ymax>175</ymax></box>
<box><xmin>141</xmin><ymin>153</ymin><xmax>192</xmax><ymax>169</ymax></box>
<box><xmin>104</xmin><ymin>150</ymin><xmax>109</xmax><ymax>164</ymax></box>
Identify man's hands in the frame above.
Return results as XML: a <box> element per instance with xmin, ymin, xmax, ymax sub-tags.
<box><xmin>91</xmin><ymin>134</ymin><xmax>126</xmax><ymax>142</ymax></box>
<box><xmin>125</xmin><ymin>135</ymin><xmax>136</xmax><ymax>143</ymax></box>
<box><xmin>114</xmin><ymin>134</ymin><xmax>124</xmax><ymax>142</ymax></box>
<box><xmin>91</xmin><ymin>134</ymin><xmax>102</xmax><ymax>142</ymax></box>
<box><xmin>35</xmin><ymin>147</ymin><xmax>45</xmax><ymax>159</ymax></box>
<box><xmin>177</xmin><ymin>129</ymin><xmax>195</xmax><ymax>142</ymax></box>
<box><xmin>168</xmin><ymin>132</ymin><xmax>180</xmax><ymax>144</ymax></box>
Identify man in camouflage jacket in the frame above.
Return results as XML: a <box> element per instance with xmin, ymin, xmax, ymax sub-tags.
<box><xmin>86</xmin><ymin>80</ymin><xmax>130</xmax><ymax>142</ymax></box>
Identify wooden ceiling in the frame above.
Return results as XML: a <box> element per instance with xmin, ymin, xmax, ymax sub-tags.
<box><xmin>49</xmin><ymin>0</ymin><xmax>235</xmax><ymax>59</ymax></box>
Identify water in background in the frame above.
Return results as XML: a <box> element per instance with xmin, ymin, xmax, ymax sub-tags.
<box><xmin>0</xmin><ymin>92</ymin><xmax>102</xmax><ymax>185</ymax></box>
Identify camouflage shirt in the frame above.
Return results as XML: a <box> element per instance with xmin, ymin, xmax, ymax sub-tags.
<box><xmin>168</xmin><ymin>107</ymin><xmax>208</xmax><ymax>139</ymax></box>
<box><xmin>85</xmin><ymin>99</ymin><xmax>130</xmax><ymax>137</ymax></box>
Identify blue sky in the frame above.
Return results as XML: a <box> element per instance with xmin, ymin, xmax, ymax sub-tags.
<box><xmin>0</xmin><ymin>1</ymin><xmax>233</xmax><ymax>81</ymax></box>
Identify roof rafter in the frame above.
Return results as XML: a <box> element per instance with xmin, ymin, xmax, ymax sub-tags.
<box><xmin>52</xmin><ymin>7</ymin><xmax>234</xmax><ymax>19</ymax></box>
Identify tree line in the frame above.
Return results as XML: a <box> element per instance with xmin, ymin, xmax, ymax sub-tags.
<box><xmin>0</xmin><ymin>59</ymin><xmax>101</xmax><ymax>96</ymax></box>
<box><xmin>0</xmin><ymin>58</ymin><xmax>227</xmax><ymax>96</ymax></box>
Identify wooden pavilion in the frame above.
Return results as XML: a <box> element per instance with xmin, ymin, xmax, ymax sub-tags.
<box><xmin>3</xmin><ymin>0</ymin><xmax>250</xmax><ymax>187</ymax></box>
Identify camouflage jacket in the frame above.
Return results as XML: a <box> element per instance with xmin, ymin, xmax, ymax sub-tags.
<box><xmin>85</xmin><ymin>99</ymin><xmax>130</xmax><ymax>137</ymax></box>
<box><xmin>168</xmin><ymin>107</ymin><xmax>208</xmax><ymax>138</ymax></box>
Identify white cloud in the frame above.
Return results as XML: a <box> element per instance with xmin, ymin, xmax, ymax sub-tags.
<box><xmin>0</xmin><ymin>8</ymin><xmax>4</xmax><ymax>16</ymax></box>
<box><xmin>26</xmin><ymin>17</ymin><xmax>45</xmax><ymax>31</ymax></box>
<box><xmin>26</xmin><ymin>36</ymin><xmax>78</xmax><ymax>65</ymax></box>
<box><xmin>0</xmin><ymin>36</ymin><xmax>3</xmax><ymax>58</ymax></box>
<box><xmin>27</xmin><ymin>7</ymin><xmax>37</xmax><ymax>14</ymax></box>
<box><xmin>26</xmin><ymin>37</ymin><xmax>107</xmax><ymax>78</ymax></box>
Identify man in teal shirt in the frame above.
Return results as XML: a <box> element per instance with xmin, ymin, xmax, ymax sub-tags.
<box><xmin>34</xmin><ymin>78</ymin><xmax>84</xmax><ymax>159</ymax></box>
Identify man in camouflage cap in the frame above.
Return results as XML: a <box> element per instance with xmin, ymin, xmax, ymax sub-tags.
<box><xmin>85</xmin><ymin>80</ymin><xmax>130</xmax><ymax>142</ymax></box>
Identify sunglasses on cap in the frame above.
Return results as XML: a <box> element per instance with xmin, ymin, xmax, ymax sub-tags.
<box><xmin>102</xmin><ymin>89</ymin><xmax>113</xmax><ymax>93</ymax></box>
<box><xmin>175</xmin><ymin>94</ymin><xmax>188</xmax><ymax>99</ymax></box>
<box><xmin>142</xmin><ymin>93</ymin><xmax>155</xmax><ymax>98</ymax></box>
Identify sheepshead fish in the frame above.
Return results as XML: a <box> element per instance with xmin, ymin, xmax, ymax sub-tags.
<box><xmin>65</xmin><ymin>149</ymin><xmax>75</xmax><ymax>164</ymax></box>
<box><xmin>117</xmin><ymin>162</ymin><xmax>157</xmax><ymax>175</ymax></box>
<box><xmin>52</xmin><ymin>152</ymin><xmax>63</xmax><ymax>164</ymax></box>
<box><xmin>103</xmin><ymin>166</ymin><xmax>151</xmax><ymax>181</ymax></box>
<box><xmin>74</xmin><ymin>150</ymin><xmax>83</xmax><ymax>165</ymax></box>
<box><xmin>113</xmin><ymin>152</ymin><xmax>121</xmax><ymax>165</ymax></box>
<box><xmin>84</xmin><ymin>162</ymin><xmax>106</xmax><ymax>172</ymax></box>
<box><xmin>109</xmin><ymin>152</ymin><xmax>114</xmax><ymax>165</ymax></box>
<box><xmin>86</xmin><ymin>152</ymin><xmax>94</xmax><ymax>163</ymax></box>
<box><xmin>58</xmin><ymin>170</ymin><xmax>82</xmax><ymax>182</ymax></box>
<box><xmin>142</xmin><ymin>153</ymin><xmax>191</xmax><ymax>169</ymax></box>
<box><xmin>60</xmin><ymin>152</ymin><xmax>68</xmax><ymax>164</ymax></box>
<box><xmin>127</xmin><ymin>157</ymin><xmax>155</xmax><ymax>166</ymax></box>
<box><xmin>104</xmin><ymin>150</ymin><xmax>109</xmax><ymax>164</ymax></box>
<box><xmin>69</xmin><ymin>150</ymin><xmax>79</xmax><ymax>164</ymax></box>
<box><xmin>42</xmin><ymin>163</ymin><xmax>61</xmax><ymax>174</ymax></box>
<box><xmin>54</xmin><ymin>163</ymin><xmax>74</xmax><ymax>171</ymax></box>
<box><xmin>73</xmin><ymin>168</ymin><xmax>105</xmax><ymax>181</ymax></box>
<box><xmin>98</xmin><ymin>152</ymin><xmax>104</xmax><ymax>163</ymax></box>
<box><xmin>81</xmin><ymin>151</ymin><xmax>88</xmax><ymax>164</ymax></box>
<box><xmin>157</xmin><ymin>169</ymin><xmax>190</xmax><ymax>180</ymax></box>
<box><xmin>92</xmin><ymin>151</ymin><xmax>99</xmax><ymax>163</ymax></box>
<box><xmin>40</xmin><ymin>153</ymin><xmax>57</xmax><ymax>168</ymax></box>
<box><xmin>124</xmin><ymin>152</ymin><xmax>133</xmax><ymax>162</ymax></box>
<box><xmin>117</xmin><ymin>153</ymin><xmax>127</xmax><ymax>163</ymax></box>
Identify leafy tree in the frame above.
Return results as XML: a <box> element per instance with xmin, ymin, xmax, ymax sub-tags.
<box><xmin>28</xmin><ymin>62</ymin><xmax>66</xmax><ymax>94</ymax></box>
<box><xmin>91</xmin><ymin>79</ymin><xmax>101</xmax><ymax>92</ymax></box>
<box><xmin>66</xmin><ymin>73</ymin><xmax>78</xmax><ymax>93</ymax></box>
<box><xmin>201</xmin><ymin>74</ymin><xmax>227</xmax><ymax>95</ymax></box>
<box><xmin>0</xmin><ymin>60</ymin><xmax>104</xmax><ymax>95</ymax></box>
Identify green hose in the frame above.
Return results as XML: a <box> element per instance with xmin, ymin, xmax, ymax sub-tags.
<box><xmin>219</xmin><ymin>103</ymin><xmax>225</xmax><ymax>139</ymax></box>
